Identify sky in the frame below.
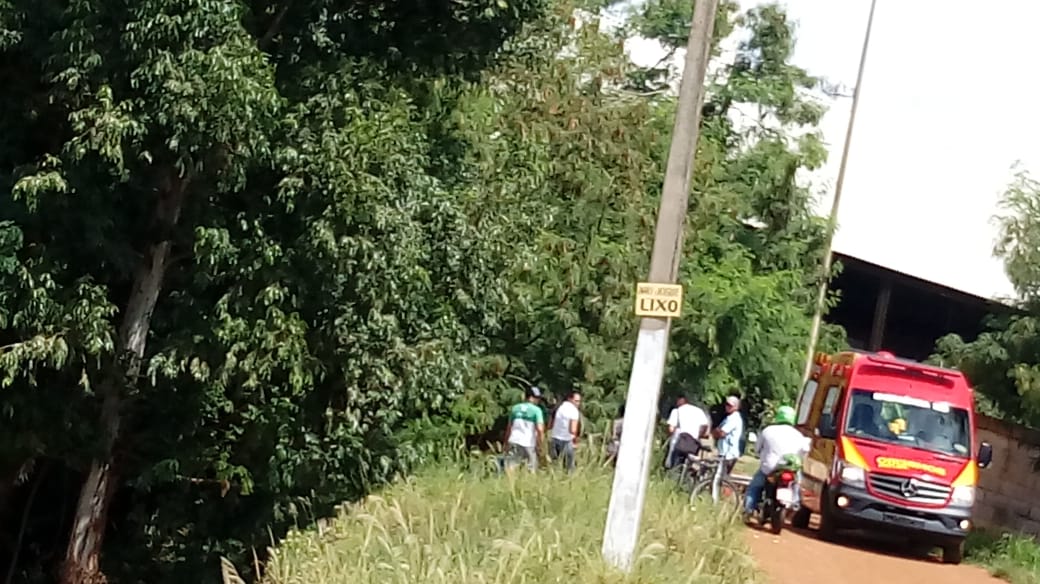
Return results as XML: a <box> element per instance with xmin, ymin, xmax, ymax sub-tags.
<box><xmin>615</xmin><ymin>0</ymin><xmax>1037</xmax><ymax>301</ymax></box>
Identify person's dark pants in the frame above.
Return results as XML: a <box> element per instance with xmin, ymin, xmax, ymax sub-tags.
<box><xmin>666</xmin><ymin>433</ymin><xmax>701</xmax><ymax>469</ymax></box>
<box><xmin>550</xmin><ymin>438</ymin><xmax>576</xmax><ymax>472</ymax></box>
<box><xmin>669</xmin><ymin>448</ymin><xmax>688</xmax><ymax>469</ymax></box>
<box><xmin>505</xmin><ymin>443</ymin><xmax>538</xmax><ymax>472</ymax></box>
<box><xmin>723</xmin><ymin>458</ymin><xmax>737</xmax><ymax>475</ymax></box>
<box><xmin>744</xmin><ymin>469</ymin><xmax>768</xmax><ymax>514</ymax></box>
<box><xmin>744</xmin><ymin>468</ymin><xmax>803</xmax><ymax>514</ymax></box>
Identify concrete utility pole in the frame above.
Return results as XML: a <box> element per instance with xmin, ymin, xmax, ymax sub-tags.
<box><xmin>601</xmin><ymin>0</ymin><xmax>720</xmax><ymax>572</ymax></box>
<box><xmin>801</xmin><ymin>0</ymin><xmax>879</xmax><ymax>385</ymax></box>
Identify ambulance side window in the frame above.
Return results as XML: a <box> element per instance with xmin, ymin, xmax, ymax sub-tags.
<box><xmin>817</xmin><ymin>385</ymin><xmax>841</xmax><ymax>438</ymax></box>
<box><xmin>796</xmin><ymin>379</ymin><xmax>818</xmax><ymax>426</ymax></box>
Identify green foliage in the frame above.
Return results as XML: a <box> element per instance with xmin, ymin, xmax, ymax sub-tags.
<box><xmin>931</xmin><ymin>166</ymin><xmax>1040</xmax><ymax>428</ymax></box>
<box><xmin>933</xmin><ymin>316</ymin><xmax>1040</xmax><ymax>425</ymax></box>
<box><xmin>439</xmin><ymin>1</ymin><xmax>844</xmax><ymax>432</ymax></box>
<box><xmin>0</xmin><ymin>0</ymin><xmax>842</xmax><ymax>581</ymax></box>
<box><xmin>446</xmin><ymin>4</ymin><xmax>662</xmax><ymax>425</ymax></box>
<box><xmin>995</xmin><ymin>167</ymin><xmax>1040</xmax><ymax>302</ymax></box>
<box><xmin>664</xmin><ymin>2</ymin><xmax>841</xmax><ymax>415</ymax></box>
<box><xmin>631</xmin><ymin>0</ymin><xmax>738</xmax><ymax>52</ymax></box>
<box><xmin>0</xmin><ymin>0</ymin><xmax>546</xmax><ymax>581</ymax></box>
<box><xmin>966</xmin><ymin>529</ymin><xmax>1040</xmax><ymax>584</ymax></box>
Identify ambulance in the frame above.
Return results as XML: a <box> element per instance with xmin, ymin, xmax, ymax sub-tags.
<box><xmin>792</xmin><ymin>350</ymin><xmax>993</xmax><ymax>564</ymax></box>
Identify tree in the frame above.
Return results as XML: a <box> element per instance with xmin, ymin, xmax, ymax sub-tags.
<box><xmin>933</xmin><ymin>166</ymin><xmax>1040</xmax><ymax>427</ymax></box>
<box><xmin>633</xmin><ymin>1</ymin><xmax>847</xmax><ymax>415</ymax></box>
<box><xmin>443</xmin><ymin>0</ymin><xmax>846</xmax><ymax>433</ymax></box>
<box><xmin>0</xmin><ymin>1</ymin><xmax>545</xmax><ymax>582</ymax></box>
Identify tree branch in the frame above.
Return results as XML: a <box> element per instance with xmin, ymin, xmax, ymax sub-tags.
<box><xmin>606</xmin><ymin>87</ymin><xmax>671</xmax><ymax>98</ymax></box>
<box><xmin>258</xmin><ymin>1</ymin><xmax>293</xmax><ymax>51</ymax></box>
<box><xmin>0</xmin><ymin>332</ymin><xmax>67</xmax><ymax>353</ymax></box>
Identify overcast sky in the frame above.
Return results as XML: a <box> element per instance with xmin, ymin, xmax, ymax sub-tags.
<box><xmin>618</xmin><ymin>0</ymin><xmax>1033</xmax><ymax>300</ymax></box>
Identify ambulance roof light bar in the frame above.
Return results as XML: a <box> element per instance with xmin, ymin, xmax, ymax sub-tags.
<box><xmin>865</xmin><ymin>350</ymin><xmax>961</xmax><ymax>379</ymax></box>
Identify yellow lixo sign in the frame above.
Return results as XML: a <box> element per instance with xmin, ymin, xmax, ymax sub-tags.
<box><xmin>634</xmin><ymin>282</ymin><xmax>683</xmax><ymax>318</ymax></box>
<box><xmin>875</xmin><ymin>456</ymin><xmax>947</xmax><ymax>477</ymax></box>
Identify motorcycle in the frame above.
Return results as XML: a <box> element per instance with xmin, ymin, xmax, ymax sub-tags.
<box><xmin>757</xmin><ymin>466</ymin><xmax>799</xmax><ymax>535</ymax></box>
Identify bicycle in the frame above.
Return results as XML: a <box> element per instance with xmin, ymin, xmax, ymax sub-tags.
<box><xmin>688</xmin><ymin>458</ymin><xmax>743</xmax><ymax>513</ymax></box>
<box><xmin>673</xmin><ymin>452</ymin><xmax>718</xmax><ymax>492</ymax></box>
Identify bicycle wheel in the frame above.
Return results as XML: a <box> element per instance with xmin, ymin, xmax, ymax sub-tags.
<box><xmin>665</xmin><ymin>463</ymin><xmax>684</xmax><ymax>485</ymax></box>
<box><xmin>669</xmin><ymin>457</ymin><xmax>700</xmax><ymax>492</ymax></box>
<box><xmin>690</xmin><ymin>476</ymin><xmax>743</xmax><ymax>514</ymax></box>
<box><xmin>677</xmin><ymin>463</ymin><xmax>702</xmax><ymax>493</ymax></box>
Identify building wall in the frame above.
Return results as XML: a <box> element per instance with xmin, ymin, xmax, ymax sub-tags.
<box><xmin>974</xmin><ymin>414</ymin><xmax>1040</xmax><ymax>536</ymax></box>
<box><xmin>828</xmin><ymin>253</ymin><xmax>1004</xmax><ymax>362</ymax></box>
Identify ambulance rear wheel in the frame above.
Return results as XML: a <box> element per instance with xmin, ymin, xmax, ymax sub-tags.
<box><xmin>791</xmin><ymin>506</ymin><xmax>810</xmax><ymax>529</ymax></box>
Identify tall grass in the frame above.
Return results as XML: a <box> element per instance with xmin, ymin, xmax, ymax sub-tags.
<box><xmin>965</xmin><ymin>530</ymin><xmax>1040</xmax><ymax>584</ymax></box>
<box><xmin>262</xmin><ymin>459</ymin><xmax>759</xmax><ymax>584</ymax></box>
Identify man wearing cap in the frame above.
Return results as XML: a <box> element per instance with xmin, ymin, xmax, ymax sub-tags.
<box><xmin>712</xmin><ymin>395</ymin><xmax>745</xmax><ymax>476</ymax></box>
<box><xmin>503</xmin><ymin>386</ymin><xmax>546</xmax><ymax>472</ymax></box>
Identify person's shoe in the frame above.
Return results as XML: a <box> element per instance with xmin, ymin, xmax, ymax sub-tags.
<box><xmin>741</xmin><ymin>510</ymin><xmax>754</xmax><ymax>525</ymax></box>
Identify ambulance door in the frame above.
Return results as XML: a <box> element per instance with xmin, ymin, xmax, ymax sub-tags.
<box><xmin>793</xmin><ymin>375</ymin><xmax>820</xmax><ymax>509</ymax></box>
<box><xmin>801</xmin><ymin>375</ymin><xmax>843</xmax><ymax>512</ymax></box>
<box><xmin>794</xmin><ymin>376</ymin><xmax>818</xmax><ymax>436</ymax></box>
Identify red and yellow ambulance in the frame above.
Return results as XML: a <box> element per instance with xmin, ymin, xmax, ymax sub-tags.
<box><xmin>792</xmin><ymin>350</ymin><xmax>993</xmax><ymax>564</ymax></box>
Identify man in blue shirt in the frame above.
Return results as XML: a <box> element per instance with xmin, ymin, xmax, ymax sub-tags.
<box><xmin>712</xmin><ymin>395</ymin><xmax>744</xmax><ymax>476</ymax></box>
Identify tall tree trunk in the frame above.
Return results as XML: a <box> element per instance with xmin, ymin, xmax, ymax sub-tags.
<box><xmin>5</xmin><ymin>462</ymin><xmax>48</xmax><ymax>584</ymax></box>
<box><xmin>60</xmin><ymin>173</ymin><xmax>188</xmax><ymax>584</ymax></box>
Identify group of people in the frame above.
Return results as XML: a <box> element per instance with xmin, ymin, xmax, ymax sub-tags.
<box><xmin>500</xmin><ymin>386</ymin><xmax>749</xmax><ymax>476</ymax></box>
<box><xmin>502</xmin><ymin>386</ymin><xmax>583</xmax><ymax>473</ymax></box>
<box><xmin>662</xmin><ymin>393</ymin><xmax>744</xmax><ymax>473</ymax></box>
<box><xmin>657</xmin><ymin>393</ymin><xmax>811</xmax><ymax>523</ymax></box>
<box><xmin>501</xmin><ymin>385</ymin><xmax>813</xmax><ymax>525</ymax></box>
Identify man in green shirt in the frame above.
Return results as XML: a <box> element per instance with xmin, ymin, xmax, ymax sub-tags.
<box><xmin>503</xmin><ymin>386</ymin><xmax>545</xmax><ymax>472</ymax></box>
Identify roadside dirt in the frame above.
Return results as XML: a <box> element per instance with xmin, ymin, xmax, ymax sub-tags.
<box><xmin>746</xmin><ymin>522</ymin><xmax>1003</xmax><ymax>584</ymax></box>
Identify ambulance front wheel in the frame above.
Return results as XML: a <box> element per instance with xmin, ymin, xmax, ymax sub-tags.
<box><xmin>942</xmin><ymin>540</ymin><xmax>964</xmax><ymax>565</ymax></box>
<box><xmin>817</xmin><ymin>490</ymin><xmax>838</xmax><ymax>541</ymax></box>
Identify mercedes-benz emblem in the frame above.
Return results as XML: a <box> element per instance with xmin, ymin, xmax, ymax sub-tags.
<box><xmin>900</xmin><ymin>479</ymin><xmax>919</xmax><ymax>498</ymax></box>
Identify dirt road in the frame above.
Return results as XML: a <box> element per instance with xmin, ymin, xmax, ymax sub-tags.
<box><xmin>747</xmin><ymin>525</ymin><xmax>1003</xmax><ymax>584</ymax></box>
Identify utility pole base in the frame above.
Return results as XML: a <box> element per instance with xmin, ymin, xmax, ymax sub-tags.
<box><xmin>601</xmin><ymin>322</ymin><xmax>670</xmax><ymax>571</ymax></box>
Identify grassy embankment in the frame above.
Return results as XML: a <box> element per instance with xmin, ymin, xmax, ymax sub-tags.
<box><xmin>261</xmin><ymin>452</ymin><xmax>760</xmax><ymax>584</ymax></box>
<box><xmin>965</xmin><ymin>530</ymin><xmax>1040</xmax><ymax>584</ymax></box>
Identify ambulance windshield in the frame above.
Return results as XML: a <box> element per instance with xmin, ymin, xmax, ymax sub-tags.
<box><xmin>843</xmin><ymin>389</ymin><xmax>971</xmax><ymax>457</ymax></box>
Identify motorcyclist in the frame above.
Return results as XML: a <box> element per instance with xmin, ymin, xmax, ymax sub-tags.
<box><xmin>742</xmin><ymin>405</ymin><xmax>810</xmax><ymax>523</ymax></box>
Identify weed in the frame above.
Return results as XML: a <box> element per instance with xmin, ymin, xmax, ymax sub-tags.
<box><xmin>263</xmin><ymin>457</ymin><xmax>759</xmax><ymax>584</ymax></box>
<box><xmin>965</xmin><ymin>529</ymin><xmax>1040</xmax><ymax>584</ymax></box>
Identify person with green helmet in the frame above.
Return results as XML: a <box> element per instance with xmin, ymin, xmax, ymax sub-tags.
<box><xmin>742</xmin><ymin>405</ymin><xmax>811</xmax><ymax>522</ymax></box>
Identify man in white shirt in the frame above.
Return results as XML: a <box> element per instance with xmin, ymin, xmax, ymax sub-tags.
<box><xmin>664</xmin><ymin>394</ymin><xmax>710</xmax><ymax>469</ymax></box>
<box><xmin>743</xmin><ymin>405</ymin><xmax>811</xmax><ymax>520</ymax></box>
<box><xmin>549</xmin><ymin>391</ymin><xmax>582</xmax><ymax>472</ymax></box>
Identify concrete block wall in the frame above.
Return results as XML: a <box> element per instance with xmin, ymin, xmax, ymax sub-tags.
<box><xmin>974</xmin><ymin>414</ymin><xmax>1040</xmax><ymax>536</ymax></box>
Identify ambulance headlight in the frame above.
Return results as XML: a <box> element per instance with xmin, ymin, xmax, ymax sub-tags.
<box><xmin>951</xmin><ymin>485</ymin><xmax>975</xmax><ymax>507</ymax></box>
<box><xmin>838</xmin><ymin>461</ymin><xmax>866</xmax><ymax>488</ymax></box>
